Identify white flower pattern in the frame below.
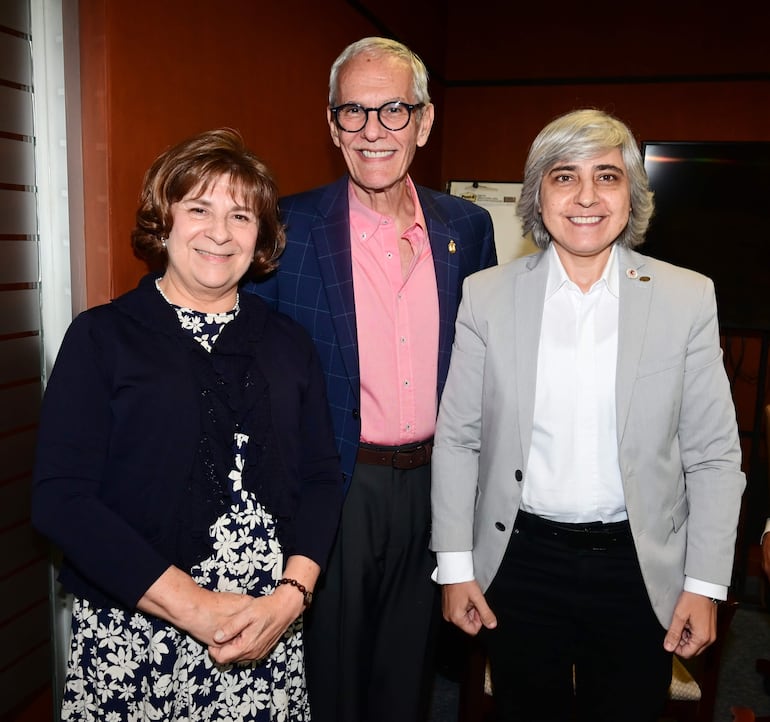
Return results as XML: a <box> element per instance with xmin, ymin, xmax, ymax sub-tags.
<box><xmin>174</xmin><ymin>304</ymin><xmax>238</xmax><ymax>352</ymax></box>
<box><xmin>60</xmin><ymin>300</ymin><xmax>308</xmax><ymax>721</ymax></box>
<box><xmin>62</xmin><ymin>485</ymin><xmax>308</xmax><ymax>721</ymax></box>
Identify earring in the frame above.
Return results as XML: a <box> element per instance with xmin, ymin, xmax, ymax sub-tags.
<box><xmin>160</xmin><ymin>236</ymin><xmax>167</xmax><ymax>248</ymax></box>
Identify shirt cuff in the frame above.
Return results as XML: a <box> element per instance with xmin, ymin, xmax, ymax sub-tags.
<box><xmin>432</xmin><ymin>551</ymin><xmax>474</xmax><ymax>585</ymax></box>
<box><xmin>683</xmin><ymin>576</ymin><xmax>727</xmax><ymax>601</ymax></box>
<box><xmin>762</xmin><ymin>518</ymin><xmax>770</xmax><ymax>543</ymax></box>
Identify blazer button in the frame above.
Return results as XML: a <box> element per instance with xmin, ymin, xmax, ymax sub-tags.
<box><xmin>495</xmin><ymin>522</ymin><xmax>506</xmax><ymax>532</ymax></box>
<box><xmin>515</xmin><ymin>469</ymin><xmax>523</xmax><ymax>482</ymax></box>
<box><xmin>352</xmin><ymin>408</ymin><xmax>360</xmax><ymax>419</ymax></box>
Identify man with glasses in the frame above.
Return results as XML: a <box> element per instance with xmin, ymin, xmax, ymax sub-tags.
<box><xmin>245</xmin><ymin>36</ymin><xmax>495</xmax><ymax>722</ymax></box>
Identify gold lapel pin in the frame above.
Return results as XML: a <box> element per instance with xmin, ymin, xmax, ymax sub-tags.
<box><xmin>448</xmin><ymin>240</ymin><xmax>457</xmax><ymax>254</ymax></box>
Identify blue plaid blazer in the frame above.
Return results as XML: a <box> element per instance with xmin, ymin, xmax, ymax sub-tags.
<box><xmin>243</xmin><ymin>175</ymin><xmax>496</xmax><ymax>487</ymax></box>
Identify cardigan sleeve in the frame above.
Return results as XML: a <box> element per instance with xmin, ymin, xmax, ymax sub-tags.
<box><xmin>259</xmin><ymin>314</ymin><xmax>344</xmax><ymax>570</ymax></box>
<box><xmin>31</xmin><ymin>310</ymin><xmax>173</xmax><ymax>608</ymax></box>
<box><xmin>292</xmin><ymin>339</ymin><xmax>344</xmax><ymax>568</ymax></box>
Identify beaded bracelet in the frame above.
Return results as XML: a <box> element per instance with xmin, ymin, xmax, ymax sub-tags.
<box><xmin>276</xmin><ymin>577</ymin><xmax>313</xmax><ymax>607</ymax></box>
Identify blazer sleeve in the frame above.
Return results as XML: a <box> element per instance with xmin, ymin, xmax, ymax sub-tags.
<box><xmin>476</xmin><ymin>207</ymin><xmax>497</xmax><ymax>271</ymax></box>
<box><xmin>676</xmin><ymin>278</ymin><xmax>746</xmax><ymax>584</ymax></box>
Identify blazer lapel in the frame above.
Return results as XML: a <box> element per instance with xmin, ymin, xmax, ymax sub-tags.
<box><xmin>312</xmin><ymin>178</ymin><xmax>360</xmax><ymax>394</ymax></box>
<box><xmin>417</xmin><ymin>187</ymin><xmax>458</xmax><ymax>367</ymax></box>
<box><xmin>516</xmin><ymin>252</ymin><xmax>548</xmax><ymax>463</ymax></box>
<box><xmin>615</xmin><ymin>247</ymin><xmax>653</xmax><ymax>444</ymax></box>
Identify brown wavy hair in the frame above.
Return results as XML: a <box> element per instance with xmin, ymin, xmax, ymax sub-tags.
<box><xmin>131</xmin><ymin>128</ymin><xmax>285</xmax><ymax>276</ymax></box>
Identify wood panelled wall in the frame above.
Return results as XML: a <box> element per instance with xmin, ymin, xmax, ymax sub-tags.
<box><xmin>18</xmin><ymin>5</ymin><xmax>767</xmax><ymax>715</ymax></box>
<box><xmin>0</xmin><ymin>1</ymin><xmax>51</xmax><ymax>717</ymax></box>
<box><xmin>78</xmin><ymin>0</ymin><xmax>390</xmax><ymax>305</ymax></box>
<box><xmin>358</xmin><ymin>0</ymin><xmax>770</xmax><ymax>555</ymax></box>
<box><xmin>82</xmin><ymin>0</ymin><xmax>770</xmax><ymax>301</ymax></box>
<box><xmin>438</xmin><ymin>0</ymin><xmax>770</xmax><ymax>181</ymax></box>
<box><xmin>73</xmin><ymin>0</ymin><xmax>770</xmax><ymax>573</ymax></box>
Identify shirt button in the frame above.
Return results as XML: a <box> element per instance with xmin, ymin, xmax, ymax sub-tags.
<box><xmin>515</xmin><ymin>469</ymin><xmax>523</xmax><ymax>482</ymax></box>
<box><xmin>495</xmin><ymin>522</ymin><xmax>506</xmax><ymax>532</ymax></box>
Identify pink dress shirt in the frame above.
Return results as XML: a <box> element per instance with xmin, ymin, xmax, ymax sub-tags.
<box><xmin>349</xmin><ymin>178</ymin><xmax>439</xmax><ymax>446</ymax></box>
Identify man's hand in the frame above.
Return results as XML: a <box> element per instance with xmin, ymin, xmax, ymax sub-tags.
<box><xmin>442</xmin><ymin>580</ymin><xmax>497</xmax><ymax>636</ymax></box>
<box><xmin>663</xmin><ymin>590</ymin><xmax>717</xmax><ymax>658</ymax></box>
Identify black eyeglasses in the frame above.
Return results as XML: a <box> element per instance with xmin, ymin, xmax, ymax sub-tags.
<box><xmin>330</xmin><ymin>101</ymin><xmax>425</xmax><ymax>133</ymax></box>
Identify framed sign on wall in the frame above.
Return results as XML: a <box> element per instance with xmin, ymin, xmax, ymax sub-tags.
<box><xmin>447</xmin><ymin>180</ymin><xmax>537</xmax><ymax>264</ymax></box>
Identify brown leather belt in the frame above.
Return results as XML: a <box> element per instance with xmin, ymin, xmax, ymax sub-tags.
<box><xmin>356</xmin><ymin>440</ymin><xmax>433</xmax><ymax>470</ymax></box>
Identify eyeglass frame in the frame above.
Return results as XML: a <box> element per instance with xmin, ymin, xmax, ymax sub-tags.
<box><xmin>329</xmin><ymin>101</ymin><xmax>426</xmax><ymax>133</ymax></box>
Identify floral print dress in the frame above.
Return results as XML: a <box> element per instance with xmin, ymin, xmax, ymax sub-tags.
<box><xmin>60</xmin><ymin>297</ymin><xmax>309</xmax><ymax>722</ymax></box>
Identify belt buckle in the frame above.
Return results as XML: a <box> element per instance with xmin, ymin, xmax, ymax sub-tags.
<box><xmin>392</xmin><ymin>444</ymin><xmax>427</xmax><ymax>469</ymax></box>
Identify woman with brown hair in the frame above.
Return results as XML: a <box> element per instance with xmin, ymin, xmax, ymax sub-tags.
<box><xmin>33</xmin><ymin>129</ymin><xmax>343</xmax><ymax>721</ymax></box>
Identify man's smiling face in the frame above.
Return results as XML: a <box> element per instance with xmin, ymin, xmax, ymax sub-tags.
<box><xmin>327</xmin><ymin>52</ymin><xmax>433</xmax><ymax>199</ymax></box>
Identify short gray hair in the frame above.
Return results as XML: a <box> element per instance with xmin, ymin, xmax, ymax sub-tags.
<box><xmin>328</xmin><ymin>37</ymin><xmax>430</xmax><ymax>108</ymax></box>
<box><xmin>518</xmin><ymin>109</ymin><xmax>654</xmax><ymax>250</ymax></box>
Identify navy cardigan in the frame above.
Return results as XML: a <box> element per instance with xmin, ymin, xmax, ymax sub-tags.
<box><xmin>32</xmin><ymin>274</ymin><xmax>343</xmax><ymax>609</ymax></box>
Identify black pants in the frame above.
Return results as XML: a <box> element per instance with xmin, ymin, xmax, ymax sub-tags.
<box><xmin>303</xmin><ymin>461</ymin><xmax>439</xmax><ymax>722</ymax></box>
<box><xmin>482</xmin><ymin>513</ymin><xmax>672</xmax><ymax>722</ymax></box>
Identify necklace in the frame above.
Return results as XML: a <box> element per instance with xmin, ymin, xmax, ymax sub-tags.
<box><xmin>154</xmin><ymin>277</ymin><xmax>240</xmax><ymax>313</ymax></box>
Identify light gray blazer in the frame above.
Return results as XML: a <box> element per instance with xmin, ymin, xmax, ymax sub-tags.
<box><xmin>430</xmin><ymin>244</ymin><xmax>746</xmax><ymax>627</ymax></box>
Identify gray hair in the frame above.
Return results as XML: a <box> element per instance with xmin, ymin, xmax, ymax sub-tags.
<box><xmin>517</xmin><ymin>109</ymin><xmax>654</xmax><ymax>250</ymax></box>
<box><xmin>328</xmin><ymin>37</ymin><xmax>431</xmax><ymax>108</ymax></box>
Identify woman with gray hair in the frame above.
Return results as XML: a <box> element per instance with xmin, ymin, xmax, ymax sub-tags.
<box><xmin>431</xmin><ymin>108</ymin><xmax>744</xmax><ymax>721</ymax></box>
<box><xmin>517</xmin><ymin>108</ymin><xmax>654</xmax><ymax>250</ymax></box>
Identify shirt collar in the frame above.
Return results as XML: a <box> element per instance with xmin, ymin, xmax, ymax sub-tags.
<box><xmin>545</xmin><ymin>242</ymin><xmax>619</xmax><ymax>300</ymax></box>
<box><xmin>348</xmin><ymin>175</ymin><xmax>426</xmax><ymax>245</ymax></box>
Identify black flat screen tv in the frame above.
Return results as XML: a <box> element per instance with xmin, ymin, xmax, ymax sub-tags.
<box><xmin>641</xmin><ymin>141</ymin><xmax>770</xmax><ymax>331</ymax></box>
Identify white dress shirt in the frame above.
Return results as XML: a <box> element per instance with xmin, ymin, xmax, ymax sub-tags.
<box><xmin>522</xmin><ymin>243</ymin><xmax>624</xmax><ymax>522</ymax></box>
